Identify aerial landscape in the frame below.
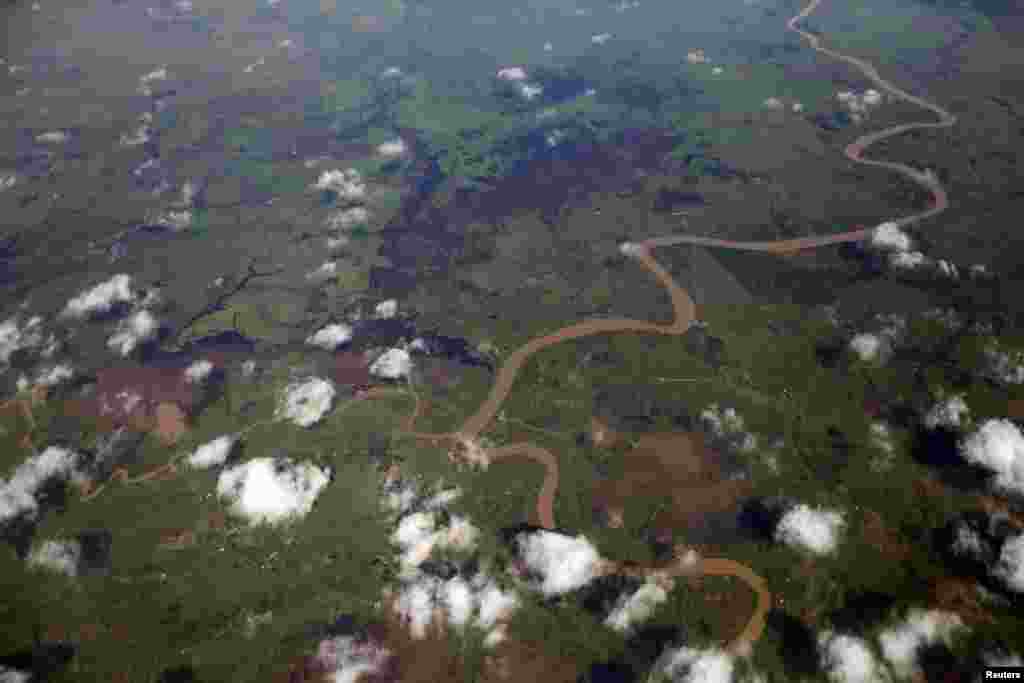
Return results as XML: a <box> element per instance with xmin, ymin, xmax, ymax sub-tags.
<box><xmin>2</xmin><ymin>0</ymin><xmax>1024</xmax><ymax>680</ymax></box>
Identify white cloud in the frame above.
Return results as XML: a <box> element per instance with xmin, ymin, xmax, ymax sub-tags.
<box><xmin>377</xmin><ymin>139</ymin><xmax>407</xmax><ymax>158</ymax></box>
<box><xmin>35</xmin><ymin>130</ymin><xmax>69</xmax><ymax>144</ymax></box>
<box><xmin>519</xmin><ymin>83</ymin><xmax>543</xmax><ymax>100</ymax></box>
<box><xmin>27</xmin><ymin>539</ymin><xmax>82</xmax><ymax>577</ymax></box>
<box><xmin>889</xmin><ymin>251</ymin><xmax>928</xmax><ymax>270</ymax></box>
<box><xmin>877</xmin><ymin>609</ymin><xmax>962</xmax><ymax>679</ymax></box>
<box><xmin>775</xmin><ymin>504</ymin><xmax>845</xmax><ymax>556</ymax></box>
<box><xmin>701</xmin><ymin>403</ymin><xmax>757</xmax><ymax>452</ymax></box>
<box><xmin>660</xmin><ymin>646</ymin><xmax>735</xmax><ymax>683</ymax></box>
<box><xmin>497</xmin><ymin>66</ymin><xmax>527</xmax><ymax>81</ymax></box>
<box><xmin>315</xmin><ymin>634</ymin><xmax>392</xmax><ymax>683</ymax></box>
<box><xmin>25</xmin><ymin>363</ymin><xmax>75</xmax><ymax>390</ymax></box>
<box><xmin>275</xmin><ymin>377</ymin><xmax>336</xmax><ymax>428</ymax></box>
<box><xmin>960</xmin><ymin>419</ymin><xmax>1024</xmax><ymax>495</ymax></box>
<box><xmin>870</xmin><ymin>222</ymin><xmax>912</xmax><ymax>252</ymax></box>
<box><xmin>375</xmin><ymin>299</ymin><xmax>398</xmax><ymax>319</ymax></box>
<box><xmin>187</xmin><ymin>434</ymin><xmax>238</xmax><ymax>469</ymax></box>
<box><xmin>306</xmin><ymin>323</ymin><xmax>353</xmax><ymax>350</ymax></box>
<box><xmin>0</xmin><ymin>666</ymin><xmax>31</xmax><ymax>683</ymax></box>
<box><xmin>306</xmin><ymin>261</ymin><xmax>339</xmax><ymax>282</ymax></box>
<box><xmin>326</xmin><ymin>206</ymin><xmax>371</xmax><ymax>230</ymax></box>
<box><xmin>591</xmin><ymin>33</ymin><xmax>612</xmax><ymax>44</ymax></box>
<box><xmin>983</xmin><ymin>347</ymin><xmax>1024</xmax><ymax>385</ymax></box>
<box><xmin>924</xmin><ymin>394</ymin><xmax>970</xmax><ymax>430</ymax></box>
<box><xmin>993</xmin><ymin>533</ymin><xmax>1024</xmax><ymax>594</ymax></box>
<box><xmin>604</xmin><ymin>578</ymin><xmax>673</xmax><ymax>633</ymax></box>
<box><xmin>849</xmin><ymin>333</ymin><xmax>889</xmax><ymax>363</ymax></box>
<box><xmin>313</xmin><ymin>168</ymin><xmax>366</xmax><ymax>201</ymax></box>
<box><xmin>0</xmin><ymin>316</ymin><xmax>47</xmax><ymax>364</ymax></box>
<box><xmin>62</xmin><ymin>274</ymin><xmax>136</xmax><ymax>319</ymax></box>
<box><xmin>370</xmin><ymin>348</ymin><xmax>412</xmax><ymax>380</ymax></box>
<box><xmin>184</xmin><ymin>359</ymin><xmax>214</xmax><ymax>384</ymax></box>
<box><xmin>516</xmin><ymin>531</ymin><xmax>602</xmax><ymax>596</ymax></box>
<box><xmin>106</xmin><ymin>309</ymin><xmax>159</xmax><ymax>356</ymax></box>
<box><xmin>0</xmin><ymin>446</ymin><xmax>80</xmax><ymax>523</ymax></box>
<box><xmin>442</xmin><ymin>576</ymin><xmax>476</xmax><ymax>627</ymax></box>
<box><xmin>475</xmin><ymin>577</ymin><xmax>519</xmax><ymax>629</ymax></box>
<box><xmin>216</xmin><ymin>457</ymin><xmax>330</xmax><ymax>525</ymax></box>
<box><xmin>818</xmin><ymin>632</ymin><xmax>884</xmax><ymax>683</ymax></box>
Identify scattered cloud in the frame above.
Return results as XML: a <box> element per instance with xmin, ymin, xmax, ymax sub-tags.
<box><xmin>62</xmin><ymin>274</ymin><xmax>136</xmax><ymax>319</ymax></box>
<box><xmin>107</xmin><ymin>309</ymin><xmax>160</xmax><ymax>356</ymax></box>
<box><xmin>0</xmin><ymin>446</ymin><xmax>80</xmax><ymax>524</ymax></box>
<box><xmin>313</xmin><ymin>168</ymin><xmax>366</xmax><ymax>201</ymax></box>
<box><xmin>659</xmin><ymin>646</ymin><xmax>735</xmax><ymax>683</ymax></box>
<box><xmin>604</xmin><ymin>577</ymin><xmax>673</xmax><ymax>633</ymax></box>
<box><xmin>818</xmin><ymin>632</ymin><xmax>884</xmax><ymax>683</ymax></box>
<box><xmin>27</xmin><ymin>538</ymin><xmax>82</xmax><ymax>577</ymax></box>
<box><xmin>187</xmin><ymin>434</ymin><xmax>238</xmax><ymax>469</ymax></box>
<box><xmin>877</xmin><ymin>609</ymin><xmax>963</xmax><ymax>679</ymax></box>
<box><xmin>924</xmin><ymin>394</ymin><xmax>970</xmax><ymax>430</ymax></box>
<box><xmin>775</xmin><ymin>504</ymin><xmax>845</xmax><ymax>556</ymax></box>
<box><xmin>375</xmin><ymin>299</ymin><xmax>398</xmax><ymax>319</ymax></box>
<box><xmin>306</xmin><ymin>323</ymin><xmax>353</xmax><ymax>351</ymax></box>
<box><xmin>516</xmin><ymin>530</ymin><xmax>602</xmax><ymax>596</ymax></box>
<box><xmin>370</xmin><ymin>348</ymin><xmax>413</xmax><ymax>380</ymax></box>
<box><xmin>992</xmin><ymin>532</ymin><xmax>1024</xmax><ymax>594</ymax></box>
<box><xmin>184</xmin><ymin>359</ymin><xmax>215</xmax><ymax>384</ymax></box>
<box><xmin>870</xmin><ymin>222</ymin><xmax>912</xmax><ymax>252</ymax></box>
<box><xmin>960</xmin><ymin>419</ymin><xmax>1024</xmax><ymax>495</ymax></box>
<box><xmin>216</xmin><ymin>457</ymin><xmax>331</xmax><ymax>525</ymax></box>
<box><xmin>276</xmin><ymin>377</ymin><xmax>336</xmax><ymax>428</ymax></box>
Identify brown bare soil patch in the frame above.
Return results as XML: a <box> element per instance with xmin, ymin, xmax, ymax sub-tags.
<box><xmin>862</xmin><ymin>509</ymin><xmax>913</xmax><ymax>562</ymax></box>
<box><xmin>480</xmin><ymin>638</ymin><xmax>581</xmax><ymax>683</ymax></box>
<box><xmin>591</xmin><ymin>431</ymin><xmax>752</xmax><ymax>532</ymax></box>
<box><xmin>929</xmin><ymin>576</ymin><xmax>995</xmax><ymax>626</ymax></box>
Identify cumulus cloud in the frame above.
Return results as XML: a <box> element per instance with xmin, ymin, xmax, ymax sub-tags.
<box><xmin>326</xmin><ymin>206</ymin><xmax>371</xmax><ymax>230</ymax></box>
<box><xmin>370</xmin><ymin>348</ymin><xmax>412</xmax><ymax>380</ymax></box>
<box><xmin>313</xmin><ymin>168</ymin><xmax>366</xmax><ymax>201</ymax></box>
<box><xmin>818</xmin><ymin>632</ymin><xmax>884</xmax><ymax>683</ymax></box>
<box><xmin>870</xmin><ymin>222</ymin><xmax>912</xmax><ymax>252</ymax></box>
<box><xmin>659</xmin><ymin>646</ymin><xmax>734</xmax><ymax>683</ymax></box>
<box><xmin>497</xmin><ymin>67</ymin><xmax>527</xmax><ymax>81</ymax></box>
<box><xmin>960</xmin><ymin>419</ymin><xmax>1024</xmax><ymax>495</ymax></box>
<box><xmin>924</xmin><ymin>394</ymin><xmax>970</xmax><ymax>430</ymax></box>
<box><xmin>849</xmin><ymin>333</ymin><xmax>890</xmax><ymax>363</ymax></box>
<box><xmin>701</xmin><ymin>403</ymin><xmax>758</xmax><ymax>453</ymax></box>
<box><xmin>992</xmin><ymin>532</ymin><xmax>1024</xmax><ymax>594</ymax></box>
<box><xmin>775</xmin><ymin>504</ymin><xmax>845</xmax><ymax>556</ymax></box>
<box><xmin>216</xmin><ymin>457</ymin><xmax>330</xmax><ymax>525</ymax></box>
<box><xmin>516</xmin><ymin>530</ymin><xmax>602</xmax><ymax>596</ymax></box>
<box><xmin>184</xmin><ymin>359</ymin><xmax>214</xmax><ymax>384</ymax></box>
<box><xmin>375</xmin><ymin>299</ymin><xmax>398</xmax><ymax>319</ymax></box>
<box><xmin>604</xmin><ymin>578</ymin><xmax>673</xmax><ymax>633</ymax></box>
<box><xmin>276</xmin><ymin>377</ymin><xmax>336</xmax><ymax>428</ymax></box>
<box><xmin>877</xmin><ymin>609</ymin><xmax>963</xmax><ymax>679</ymax></box>
<box><xmin>106</xmin><ymin>309</ymin><xmax>160</xmax><ymax>356</ymax></box>
<box><xmin>0</xmin><ymin>315</ymin><xmax>47</xmax><ymax>364</ymax></box>
<box><xmin>27</xmin><ymin>538</ymin><xmax>82</xmax><ymax>577</ymax></box>
<box><xmin>17</xmin><ymin>363</ymin><xmax>74</xmax><ymax>393</ymax></box>
<box><xmin>62</xmin><ymin>274</ymin><xmax>136</xmax><ymax>319</ymax></box>
<box><xmin>377</xmin><ymin>139</ymin><xmax>407</xmax><ymax>158</ymax></box>
<box><xmin>306</xmin><ymin>323</ymin><xmax>353</xmax><ymax>351</ymax></box>
<box><xmin>315</xmin><ymin>634</ymin><xmax>392</xmax><ymax>682</ymax></box>
<box><xmin>0</xmin><ymin>446</ymin><xmax>80</xmax><ymax>524</ymax></box>
<box><xmin>306</xmin><ymin>261</ymin><xmax>339</xmax><ymax>282</ymax></box>
<box><xmin>187</xmin><ymin>434</ymin><xmax>238</xmax><ymax>469</ymax></box>
<box><xmin>983</xmin><ymin>346</ymin><xmax>1024</xmax><ymax>386</ymax></box>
